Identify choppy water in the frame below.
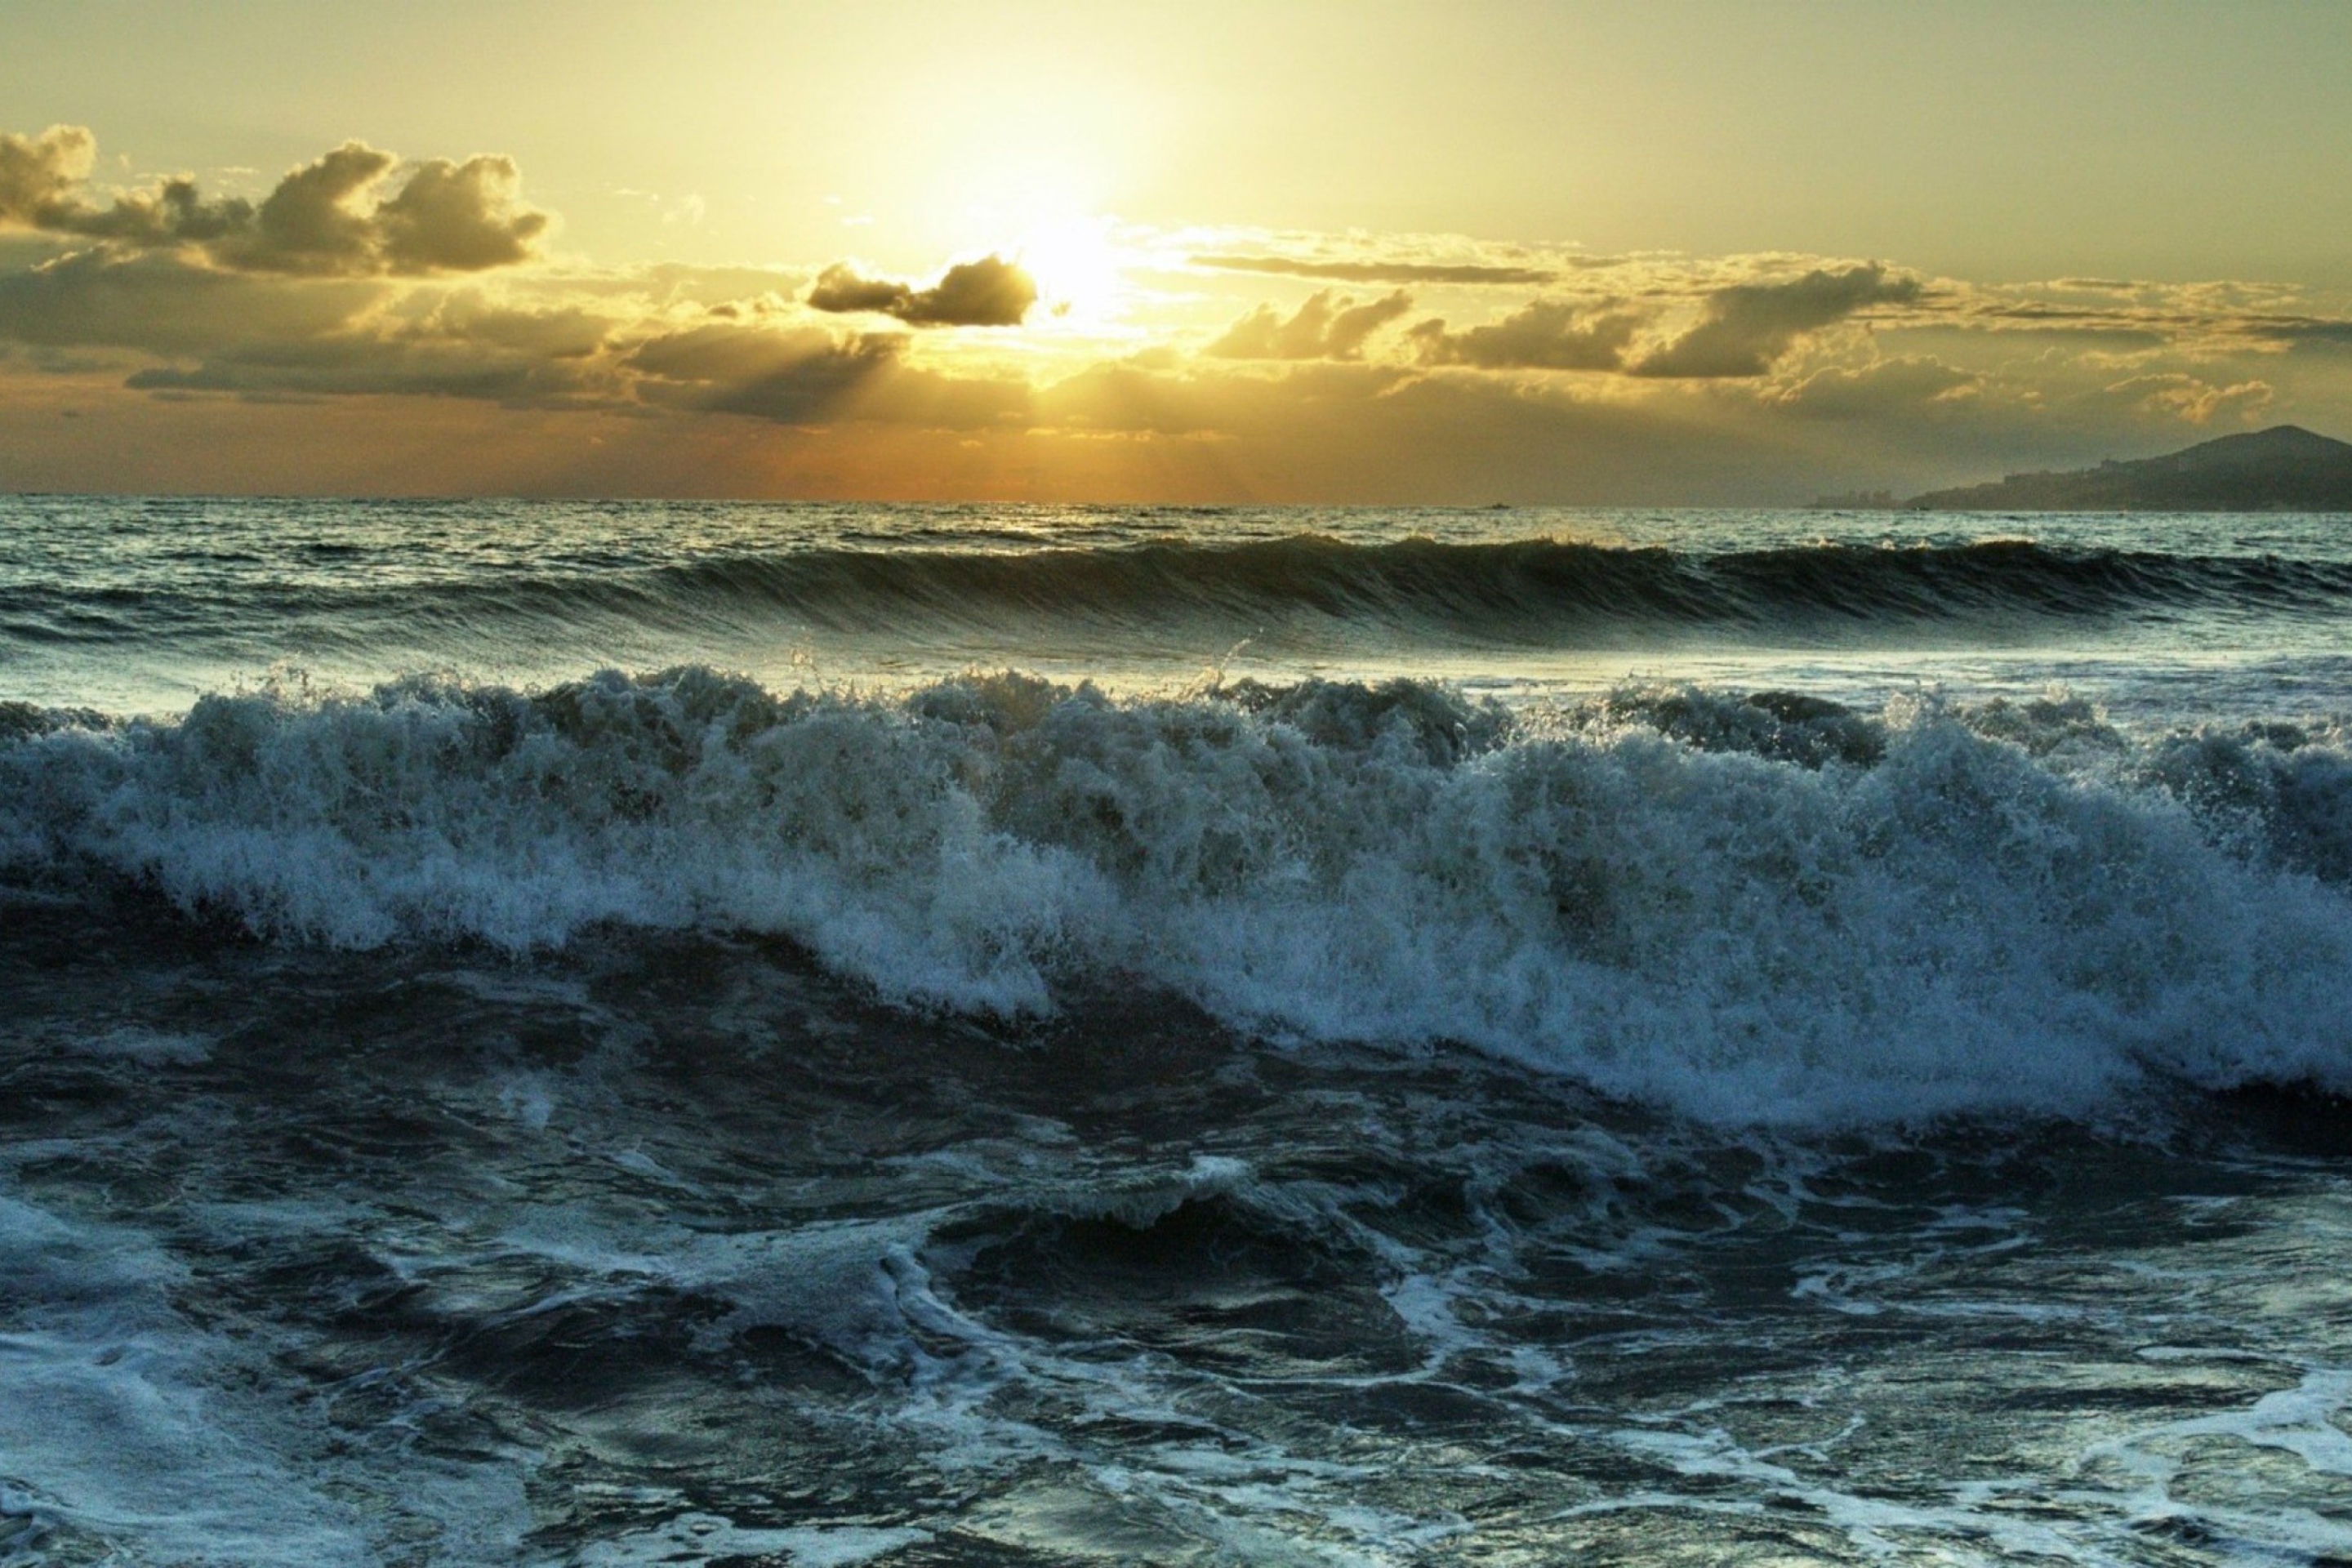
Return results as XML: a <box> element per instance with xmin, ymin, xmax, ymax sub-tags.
<box><xmin>3</xmin><ymin>497</ymin><xmax>2350</xmax><ymax>1565</ymax></box>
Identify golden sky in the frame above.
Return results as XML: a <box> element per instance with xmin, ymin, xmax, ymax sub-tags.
<box><xmin>2</xmin><ymin>0</ymin><xmax>2350</xmax><ymax>501</ymax></box>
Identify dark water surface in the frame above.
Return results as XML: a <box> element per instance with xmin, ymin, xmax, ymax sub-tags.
<box><xmin>7</xmin><ymin>900</ymin><xmax>2350</xmax><ymax>1566</ymax></box>
<box><xmin>4</xmin><ymin>498</ymin><xmax>2351</xmax><ymax>1564</ymax></box>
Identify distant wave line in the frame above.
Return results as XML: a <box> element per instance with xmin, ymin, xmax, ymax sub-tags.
<box><xmin>5</xmin><ymin>536</ymin><xmax>2350</xmax><ymax>653</ymax></box>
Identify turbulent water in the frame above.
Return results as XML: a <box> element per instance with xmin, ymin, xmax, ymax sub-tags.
<box><xmin>3</xmin><ymin>496</ymin><xmax>2351</xmax><ymax>1565</ymax></box>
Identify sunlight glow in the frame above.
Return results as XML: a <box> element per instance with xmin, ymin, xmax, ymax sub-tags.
<box><xmin>1014</xmin><ymin>214</ymin><xmax>1126</xmax><ymax>322</ymax></box>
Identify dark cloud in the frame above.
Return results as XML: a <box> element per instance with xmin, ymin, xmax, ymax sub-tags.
<box><xmin>1206</xmin><ymin>289</ymin><xmax>1412</xmax><ymax>360</ymax></box>
<box><xmin>2264</xmin><ymin>317</ymin><xmax>2352</xmax><ymax>348</ymax></box>
<box><xmin>0</xmin><ymin>125</ymin><xmax>549</xmax><ymax>277</ymax></box>
<box><xmin>1926</xmin><ymin>296</ymin><xmax>2352</xmax><ymax>353</ymax></box>
<box><xmin>897</xmin><ymin>256</ymin><xmax>1035</xmax><ymax>327</ymax></box>
<box><xmin>805</xmin><ymin>254</ymin><xmax>1036</xmax><ymax>327</ymax></box>
<box><xmin>0</xmin><ymin>126</ymin><xmax>259</xmax><ymax>248</ymax></box>
<box><xmin>407</xmin><ymin>294</ymin><xmax>608</xmax><ymax>359</ymax></box>
<box><xmin>0</xmin><ymin>247</ymin><xmax>379</xmax><ymax>354</ymax></box>
<box><xmin>374</xmin><ymin>157</ymin><xmax>548</xmax><ymax>273</ymax></box>
<box><xmin>1193</xmin><ymin>254</ymin><xmax>1555</xmax><ymax>286</ymax></box>
<box><xmin>69</xmin><ymin>178</ymin><xmax>255</xmax><ymax>245</ymax></box>
<box><xmin>1633</xmin><ymin>264</ymin><xmax>1922</xmax><ymax>378</ymax></box>
<box><xmin>124</xmin><ymin>341</ymin><xmax>574</xmax><ymax>403</ymax></box>
<box><xmin>626</xmin><ymin>321</ymin><xmax>1026</xmax><ymax>427</ymax></box>
<box><xmin>1950</xmin><ymin>301</ymin><xmax>2177</xmax><ymax>339</ymax></box>
<box><xmin>803</xmin><ymin>265</ymin><xmax>908</xmax><ymax>316</ymax></box>
<box><xmin>626</xmin><ymin>323</ymin><xmax>902</xmax><ymax>422</ymax></box>
<box><xmin>114</xmin><ymin>296</ymin><xmax>610</xmax><ymax>403</ymax></box>
<box><xmin>0</xmin><ymin>237</ymin><xmax>605</xmax><ymax>403</ymax></box>
<box><xmin>229</xmin><ymin>142</ymin><xmax>395</xmax><ymax>273</ymax></box>
<box><xmin>1408</xmin><ymin>299</ymin><xmax>1641</xmax><ymax>371</ymax></box>
<box><xmin>624</xmin><ymin>320</ymin><xmax>840</xmax><ymax>386</ymax></box>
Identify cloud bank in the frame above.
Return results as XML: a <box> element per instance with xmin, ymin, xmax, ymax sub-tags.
<box><xmin>4</xmin><ymin>122</ymin><xmax>2351</xmax><ymax>501</ymax></box>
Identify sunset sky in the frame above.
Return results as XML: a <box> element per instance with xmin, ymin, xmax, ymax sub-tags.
<box><xmin>3</xmin><ymin>0</ymin><xmax>2350</xmax><ymax>502</ymax></box>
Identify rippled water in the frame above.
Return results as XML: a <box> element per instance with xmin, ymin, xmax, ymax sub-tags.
<box><xmin>7</xmin><ymin>495</ymin><xmax>2352</xmax><ymax>719</ymax></box>
<box><xmin>3</xmin><ymin>497</ymin><xmax>2350</xmax><ymax>1564</ymax></box>
<box><xmin>7</xmin><ymin>911</ymin><xmax>2350</xmax><ymax>1566</ymax></box>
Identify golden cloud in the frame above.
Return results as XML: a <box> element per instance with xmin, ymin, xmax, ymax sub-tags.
<box><xmin>0</xmin><ymin>125</ymin><xmax>548</xmax><ymax>276</ymax></box>
<box><xmin>1206</xmin><ymin>289</ymin><xmax>1413</xmax><ymax>360</ymax></box>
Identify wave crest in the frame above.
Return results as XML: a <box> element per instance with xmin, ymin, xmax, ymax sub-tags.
<box><xmin>14</xmin><ymin>536</ymin><xmax>2350</xmax><ymax>660</ymax></box>
<box><xmin>6</xmin><ymin>667</ymin><xmax>2350</xmax><ymax>1122</ymax></box>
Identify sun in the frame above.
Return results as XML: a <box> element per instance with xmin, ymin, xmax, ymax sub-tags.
<box><xmin>1013</xmin><ymin>215</ymin><xmax>1126</xmax><ymax>323</ymax></box>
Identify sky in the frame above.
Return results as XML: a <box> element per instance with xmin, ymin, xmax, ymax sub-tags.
<box><xmin>2</xmin><ymin>0</ymin><xmax>2350</xmax><ymax>502</ymax></box>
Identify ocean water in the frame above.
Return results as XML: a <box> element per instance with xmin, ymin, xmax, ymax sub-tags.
<box><xmin>2</xmin><ymin>495</ymin><xmax>2350</xmax><ymax>1565</ymax></box>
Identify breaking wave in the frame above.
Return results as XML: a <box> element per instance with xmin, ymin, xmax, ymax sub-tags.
<box><xmin>6</xmin><ymin>667</ymin><xmax>2352</xmax><ymax>1123</ymax></box>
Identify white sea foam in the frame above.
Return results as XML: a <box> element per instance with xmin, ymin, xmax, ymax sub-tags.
<box><xmin>6</xmin><ymin>667</ymin><xmax>2350</xmax><ymax>1124</ymax></box>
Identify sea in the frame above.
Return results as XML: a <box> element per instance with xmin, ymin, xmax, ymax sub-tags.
<box><xmin>2</xmin><ymin>495</ymin><xmax>2350</xmax><ymax>1566</ymax></box>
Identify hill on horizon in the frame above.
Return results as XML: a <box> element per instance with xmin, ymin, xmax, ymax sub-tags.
<box><xmin>1900</xmin><ymin>425</ymin><xmax>2352</xmax><ymax>511</ymax></box>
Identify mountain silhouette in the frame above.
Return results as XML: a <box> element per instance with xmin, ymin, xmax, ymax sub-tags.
<box><xmin>1904</xmin><ymin>425</ymin><xmax>2352</xmax><ymax>510</ymax></box>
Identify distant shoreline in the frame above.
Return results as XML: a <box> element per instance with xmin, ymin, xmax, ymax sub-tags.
<box><xmin>1830</xmin><ymin>425</ymin><xmax>2352</xmax><ymax>512</ymax></box>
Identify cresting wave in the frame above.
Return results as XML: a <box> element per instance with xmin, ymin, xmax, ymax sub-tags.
<box><xmin>6</xmin><ymin>667</ymin><xmax>2352</xmax><ymax>1123</ymax></box>
<box><xmin>10</xmin><ymin>536</ymin><xmax>2352</xmax><ymax>651</ymax></box>
<box><xmin>647</xmin><ymin>537</ymin><xmax>2352</xmax><ymax>634</ymax></box>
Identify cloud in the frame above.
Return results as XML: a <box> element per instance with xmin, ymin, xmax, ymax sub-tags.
<box><xmin>0</xmin><ymin>224</ymin><xmax>606</xmax><ymax>402</ymax></box>
<box><xmin>1026</xmin><ymin>355</ymin><xmax>1826</xmax><ymax>503</ymax></box>
<box><xmin>1633</xmin><ymin>264</ymin><xmax>1923</xmax><ymax>377</ymax></box>
<box><xmin>244</xmin><ymin>142</ymin><xmax>395</xmax><ymax>272</ymax></box>
<box><xmin>1870</xmin><ymin>274</ymin><xmax>2352</xmax><ymax>353</ymax></box>
<box><xmin>124</xmin><ymin>340</ymin><xmax>572</xmax><ymax>403</ymax></box>
<box><xmin>1408</xmin><ymin>299</ymin><xmax>1641</xmax><ymax>371</ymax></box>
<box><xmin>1192</xmin><ymin>254</ymin><xmax>1555</xmax><ymax>286</ymax></box>
<box><xmin>0</xmin><ymin>247</ymin><xmax>380</xmax><ymax>354</ymax></box>
<box><xmin>6</xmin><ymin>137</ymin><xmax>2351</xmax><ymax>504</ymax></box>
<box><xmin>66</xmin><ymin>289</ymin><xmax>1017</xmax><ymax>423</ymax></box>
<box><xmin>626</xmin><ymin>320</ymin><xmax>1027</xmax><ymax>427</ymax></box>
<box><xmin>1206</xmin><ymin>289</ymin><xmax>1413</xmax><ymax>360</ymax></box>
<box><xmin>0</xmin><ymin>125</ymin><xmax>549</xmax><ymax>276</ymax></box>
<box><xmin>118</xmin><ymin>293</ymin><xmax>614</xmax><ymax>403</ymax></box>
<box><xmin>2264</xmin><ymin>318</ymin><xmax>2352</xmax><ymax>350</ymax></box>
<box><xmin>805</xmin><ymin>253</ymin><xmax>1037</xmax><ymax>327</ymax></box>
<box><xmin>0</xmin><ymin>125</ymin><xmax>257</xmax><ymax>248</ymax></box>
<box><xmin>371</xmin><ymin>155</ymin><xmax>549</xmax><ymax>274</ymax></box>
<box><xmin>1769</xmin><ymin>355</ymin><xmax>1984</xmax><ymax>418</ymax></box>
<box><xmin>408</xmin><ymin>293</ymin><xmax>608</xmax><ymax>359</ymax></box>
<box><xmin>630</xmin><ymin>325</ymin><xmax>900</xmax><ymax>421</ymax></box>
<box><xmin>0</xmin><ymin>125</ymin><xmax>100</xmax><ymax>229</ymax></box>
<box><xmin>803</xmin><ymin>265</ymin><xmax>906</xmax><ymax>316</ymax></box>
<box><xmin>2105</xmin><ymin>372</ymin><xmax>2275</xmax><ymax>425</ymax></box>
